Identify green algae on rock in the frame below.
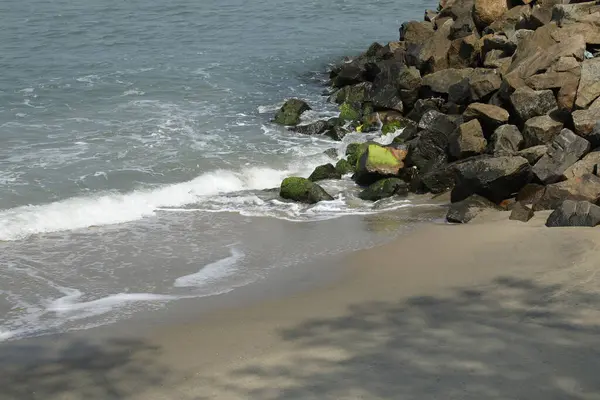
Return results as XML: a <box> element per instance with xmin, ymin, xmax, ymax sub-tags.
<box><xmin>335</xmin><ymin>159</ymin><xmax>354</xmax><ymax>175</ymax></box>
<box><xmin>273</xmin><ymin>99</ymin><xmax>311</xmax><ymax>126</ymax></box>
<box><xmin>358</xmin><ymin>177</ymin><xmax>409</xmax><ymax>201</ymax></box>
<box><xmin>339</xmin><ymin>102</ymin><xmax>361</xmax><ymax>122</ymax></box>
<box><xmin>308</xmin><ymin>163</ymin><xmax>342</xmax><ymax>182</ymax></box>
<box><xmin>280</xmin><ymin>177</ymin><xmax>334</xmax><ymax>204</ymax></box>
<box><xmin>345</xmin><ymin>142</ymin><xmax>369</xmax><ymax>167</ymax></box>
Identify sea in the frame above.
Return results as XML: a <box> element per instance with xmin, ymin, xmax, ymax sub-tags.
<box><xmin>0</xmin><ymin>0</ymin><xmax>442</xmax><ymax>341</ymax></box>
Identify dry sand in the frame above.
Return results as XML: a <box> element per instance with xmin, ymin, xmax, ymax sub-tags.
<box><xmin>3</xmin><ymin>212</ymin><xmax>600</xmax><ymax>399</ymax></box>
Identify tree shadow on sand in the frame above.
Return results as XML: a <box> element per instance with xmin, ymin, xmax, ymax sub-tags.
<box><xmin>208</xmin><ymin>276</ymin><xmax>600</xmax><ymax>399</ymax></box>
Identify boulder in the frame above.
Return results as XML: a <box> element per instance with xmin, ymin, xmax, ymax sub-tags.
<box><xmin>424</xmin><ymin>9</ymin><xmax>438</xmax><ymax>22</ymax></box>
<box><xmin>517</xmin><ymin>144</ymin><xmax>548</xmax><ymax>164</ymax></box>
<box><xmin>330</xmin><ymin>60</ymin><xmax>368</xmax><ymax>88</ymax></box>
<box><xmin>335</xmin><ymin>159</ymin><xmax>354</xmax><ymax>175</ymax></box>
<box><xmin>452</xmin><ymin>156</ymin><xmax>532</xmax><ymax>203</ymax></box>
<box><xmin>563</xmin><ymin>151</ymin><xmax>600</xmax><ymax>180</ymax></box>
<box><xmin>370</xmin><ymin>86</ymin><xmax>404</xmax><ymax>114</ymax></box>
<box><xmin>447</xmin><ymin>33</ymin><xmax>481</xmax><ymax>69</ymax></box>
<box><xmin>509</xmin><ymin>87</ymin><xmax>558</xmax><ymax>123</ymax></box>
<box><xmin>323</xmin><ymin>148</ymin><xmax>338</xmax><ymax>159</ymax></box>
<box><xmin>533</xmin><ymin>174</ymin><xmax>600</xmax><ymax>210</ymax></box>
<box><xmin>406</xmin><ymin>128</ymin><xmax>451</xmax><ymax>173</ymax></box>
<box><xmin>419</xmin><ymin>162</ymin><xmax>459</xmax><ymax>194</ymax></box>
<box><xmin>509</xmin><ymin>201</ymin><xmax>535</xmax><ymax>222</ymax></box>
<box><xmin>399</xmin><ymin>21</ymin><xmax>435</xmax><ymax>45</ymax></box>
<box><xmin>406</xmin><ymin>98</ymin><xmax>445</xmax><ymax>122</ymax></box>
<box><xmin>345</xmin><ymin>142</ymin><xmax>369</xmax><ymax>167</ymax></box>
<box><xmin>421</xmin><ymin>68</ymin><xmax>474</xmax><ymax>96</ymax></box>
<box><xmin>408</xmin><ymin>18</ymin><xmax>453</xmax><ymax>73</ymax></box>
<box><xmin>292</xmin><ymin>120</ymin><xmax>329</xmax><ymax>136</ymax></box>
<box><xmin>490</xmin><ymin>124</ymin><xmax>523</xmax><ymax>155</ymax></box>
<box><xmin>324</xmin><ymin>124</ymin><xmax>349</xmax><ymax>141</ymax></box>
<box><xmin>473</xmin><ymin>0</ymin><xmax>509</xmax><ymax>30</ymax></box>
<box><xmin>449</xmin><ymin>119</ymin><xmax>487</xmax><ymax>160</ymax></box>
<box><xmin>308</xmin><ymin>164</ymin><xmax>342</xmax><ymax>182</ymax></box>
<box><xmin>575</xmin><ymin>58</ymin><xmax>600</xmax><ymax>109</ymax></box>
<box><xmin>354</xmin><ymin>144</ymin><xmax>407</xmax><ymax>185</ymax></box>
<box><xmin>280</xmin><ymin>177</ymin><xmax>334</xmax><ymax>204</ymax></box>
<box><xmin>522</xmin><ymin>115</ymin><xmax>563</xmax><ymax>148</ymax></box>
<box><xmin>463</xmin><ymin>103</ymin><xmax>509</xmax><ymax>135</ymax></box>
<box><xmin>397</xmin><ymin>66</ymin><xmax>423</xmax><ymax>109</ymax></box>
<box><xmin>331</xmin><ymin>82</ymin><xmax>373</xmax><ymax>105</ymax></box>
<box><xmin>358</xmin><ymin>178</ymin><xmax>409</xmax><ymax>201</ymax></box>
<box><xmin>274</xmin><ymin>99</ymin><xmax>311</xmax><ymax>126</ymax></box>
<box><xmin>517</xmin><ymin>183</ymin><xmax>546</xmax><ymax>205</ymax></box>
<box><xmin>572</xmin><ymin>109</ymin><xmax>600</xmax><ymax>147</ymax></box>
<box><xmin>552</xmin><ymin>2</ymin><xmax>600</xmax><ymax>26</ymax></box>
<box><xmin>339</xmin><ymin>102</ymin><xmax>362</xmax><ymax>122</ymax></box>
<box><xmin>468</xmin><ymin>69</ymin><xmax>503</xmax><ymax>102</ymax></box>
<box><xmin>417</xmin><ymin>110</ymin><xmax>458</xmax><ymax>136</ymax></box>
<box><xmin>532</xmin><ymin>129</ymin><xmax>590</xmax><ymax>184</ymax></box>
<box><xmin>546</xmin><ymin>200</ymin><xmax>600</xmax><ymax>227</ymax></box>
<box><xmin>446</xmin><ymin>194</ymin><xmax>502</xmax><ymax>223</ymax></box>
<box><xmin>486</xmin><ymin>5</ymin><xmax>533</xmax><ymax>36</ymax></box>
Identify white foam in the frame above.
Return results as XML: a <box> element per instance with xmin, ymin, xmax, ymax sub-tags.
<box><xmin>174</xmin><ymin>248</ymin><xmax>244</xmax><ymax>288</ymax></box>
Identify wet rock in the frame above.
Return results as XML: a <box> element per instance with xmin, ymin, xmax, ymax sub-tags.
<box><xmin>339</xmin><ymin>102</ymin><xmax>362</xmax><ymax>122</ymax></box>
<box><xmin>345</xmin><ymin>142</ymin><xmax>369</xmax><ymax>167</ymax></box>
<box><xmin>510</xmin><ymin>87</ymin><xmax>557</xmax><ymax>123</ymax></box>
<box><xmin>532</xmin><ymin>128</ymin><xmax>590</xmax><ymax>184</ymax></box>
<box><xmin>517</xmin><ymin>145</ymin><xmax>548</xmax><ymax>165</ymax></box>
<box><xmin>446</xmin><ymin>194</ymin><xmax>502</xmax><ymax>223</ymax></box>
<box><xmin>274</xmin><ymin>99</ymin><xmax>311</xmax><ymax>126</ymax></box>
<box><xmin>449</xmin><ymin>119</ymin><xmax>487</xmax><ymax>160</ymax></box>
<box><xmin>463</xmin><ymin>103</ymin><xmax>509</xmax><ymax>136</ymax></box>
<box><xmin>575</xmin><ymin>58</ymin><xmax>600</xmax><ymax>109</ymax></box>
<box><xmin>473</xmin><ymin>0</ymin><xmax>509</xmax><ymax>30</ymax></box>
<box><xmin>292</xmin><ymin>120</ymin><xmax>329</xmax><ymax>136</ymax></box>
<box><xmin>419</xmin><ymin>162</ymin><xmax>459</xmax><ymax>194</ymax></box>
<box><xmin>510</xmin><ymin>201</ymin><xmax>535</xmax><ymax>222</ymax></box>
<box><xmin>546</xmin><ymin>200</ymin><xmax>600</xmax><ymax>227</ymax></box>
<box><xmin>406</xmin><ymin>98</ymin><xmax>445</xmax><ymax>123</ymax></box>
<box><xmin>280</xmin><ymin>177</ymin><xmax>334</xmax><ymax>204</ymax></box>
<box><xmin>490</xmin><ymin>124</ymin><xmax>523</xmax><ymax>155</ymax></box>
<box><xmin>522</xmin><ymin>115</ymin><xmax>563</xmax><ymax>148</ymax></box>
<box><xmin>358</xmin><ymin>178</ymin><xmax>409</xmax><ymax>201</ymax></box>
<box><xmin>572</xmin><ymin>109</ymin><xmax>600</xmax><ymax>147</ymax></box>
<box><xmin>335</xmin><ymin>159</ymin><xmax>354</xmax><ymax>175</ymax></box>
<box><xmin>406</xmin><ymin>129</ymin><xmax>450</xmax><ymax>173</ymax></box>
<box><xmin>323</xmin><ymin>148</ymin><xmax>338</xmax><ymax>159</ymax></box>
<box><xmin>533</xmin><ymin>174</ymin><xmax>600</xmax><ymax>210</ymax></box>
<box><xmin>563</xmin><ymin>151</ymin><xmax>600</xmax><ymax>180</ymax></box>
<box><xmin>331</xmin><ymin>60</ymin><xmax>368</xmax><ymax>88</ymax></box>
<box><xmin>417</xmin><ymin>110</ymin><xmax>457</xmax><ymax>136</ymax></box>
<box><xmin>331</xmin><ymin>82</ymin><xmax>373</xmax><ymax>105</ymax></box>
<box><xmin>452</xmin><ymin>156</ymin><xmax>532</xmax><ymax>203</ymax></box>
<box><xmin>354</xmin><ymin>144</ymin><xmax>407</xmax><ymax>185</ymax></box>
<box><xmin>308</xmin><ymin>163</ymin><xmax>342</xmax><ymax>182</ymax></box>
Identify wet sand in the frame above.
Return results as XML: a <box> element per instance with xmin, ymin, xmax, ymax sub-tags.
<box><xmin>3</xmin><ymin>211</ymin><xmax>600</xmax><ymax>399</ymax></box>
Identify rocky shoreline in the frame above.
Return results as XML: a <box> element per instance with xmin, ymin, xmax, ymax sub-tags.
<box><xmin>273</xmin><ymin>0</ymin><xmax>600</xmax><ymax>228</ymax></box>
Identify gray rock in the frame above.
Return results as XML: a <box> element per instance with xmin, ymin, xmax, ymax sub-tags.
<box><xmin>533</xmin><ymin>174</ymin><xmax>600</xmax><ymax>211</ymax></box>
<box><xmin>532</xmin><ymin>128</ymin><xmax>590</xmax><ymax>184</ymax></box>
<box><xmin>446</xmin><ymin>194</ymin><xmax>501</xmax><ymax>224</ymax></box>
<box><xmin>510</xmin><ymin>87</ymin><xmax>557</xmax><ymax>123</ymax></box>
<box><xmin>491</xmin><ymin>124</ymin><xmax>523</xmax><ymax>155</ymax></box>
<box><xmin>517</xmin><ymin>183</ymin><xmax>546</xmax><ymax>205</ymax></box>
<box><xmin>546</xmin><ymin>200</ymin><xmax>600</xmax><ymax>227</ymax></box>
<box><xmin>510</xmin><ymin>201</ymin><xmax>535</xmax><ymax>222</ymax></box>
<box><xmin>449</xmin><ymin>119</ymin><xmax>487</xmax><ymax>160</ymax></box>
<box><xmin>573</xmin><ymin>109</ymin><xmax>600</xmax><ymax>147</ymax></box>
<box><xmin>421</xmin><ymin>68</ymin><xmax>474</xmax><ymax>95</ymax></box>
<box><xmin>417</xmin><ymin>110</ymin><xmax>457</xmax><ymax>137</ymax></box>
<box><xmin>292</xmin><ymin>120</ymin><xmax>329</xmax><ymax>136</ymax></box>
<box><xmin>517</xmin><ymin>145</ymin><xmax>548</xmax><ymax>165</ymax></box>
<box><xmin>563</xmin><ymin>151</ymin><xmax>600</xmax><ymax>180</ymax></box>
<box><xmin>575</xmin><ymin>58</ymin><xmax>600</xmax><ymax>109</ymax></box>
<box><xmin>522</xmin><ymin>115</ymin><xmax>563</xmax><ymax>148</ymax></box>
<box><xmin>468</xmin><ymin>68</ymin><xmax>502</xmax><ymax>102</ymax></box>
<box><xmin>406</xmin><ymin>98</ymin><xmax>445</xmax><ymax>123</ymax></box>
<box><xmin>358</xmin><ymin>178</ymin><xmax>409</xmax><ymax>201</ymax></box>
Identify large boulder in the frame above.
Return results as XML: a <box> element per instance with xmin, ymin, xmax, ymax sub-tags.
<box><xmin>406</xmin><ymin>98</ymin><xmax>445</xmax><ymax>122</ymax></box>
<box><xmin>331</xmin><ymin>82</ymin><xmax>373</xmax><ymax>105</ymax></box>
<box><xmin>532</xmin><ymin>129</ymin><xmax>590</xmax><ymax>184</ymax></box>
<box><xmin>280</xmin><ymin>177</ymin><xmax>334</xmax><ymax>204</ymax></box>
<box><xmin>452</xmin><ymin>156</ymin><xmax>532</xmax><ymax>203</ymax></box>
<box><xmin>449</xmin><ymin>119</ymin><xmax>487</xmax><ymax>160</ymax></box>
<box><xmin>274</xmin><ymin>99</ymin><xmax>311</xmax><ymax>126</ymax></box>
<box><xmin>407</xmin><ymin>18</ymin><xmax>453</xmax><ymax>73</ymax></box>
<box><xmin>546</xmin><ymin>200</ymin><xmax>600</xmax><ymax>227</ymax></box>
<box><xmin>486</xmin><ymin>5</ymin><xmax>533</xmax><ymax>36</ymax></box>
<box><xmin>417</xmin><ymin>110</ymin><xmax>457</xmax><ymax>136</ymax></box>
<box><xmin>345</xmin><ymin>142</ymin><xmax>369</xmax><ymax>167</ymax></box>
<box><xmin>533</xmin><ymin>174</ymin><xmax>600</xmax><ymax>210</ymax></box>
<box><xmin>463</xmin><ymin>103</ymin><xmax>509</xmax><ymax>136</ymax></box>
<box><xmin>446</xmin><ymin>194</ymin><xmax>502</xmax><ymax>223</ymax></box>
<box><xmin>406</xmin><ymin>129</ymin><xmax>451</xmax><ymax>173</ymax></box>
<box><xmin>473</xmin><ymin>0</ymin><xmax>509</xmax><ymax>30</ymax></box>
<box><xmin>522</xmin><ymin>115</ymin><xmax>563</xmax><ymax>148</ymax></box>
<box><xmin>354</xmin><ymin>144</ymin><xmax>407</xmax><ymax>185</ymax></box>
<box><xmin>572</xmin><ymin>109</ymin><xmax>600</xmax><ymax>147</ymax></box>
<box><xmin>575</xmin><ymin>58</ymin><xmax>600</xmax><ymax>109</ymax></box>
<box><xmin>490</xmin><ymin>124</ymin><xmax>524</xmax><ymax>155</ymax></box>
<box><xmin>308</xmin><ymin>164</ymin><xmax>342</xmax><ymax>182</ymax></box>
<box><xmin>517</xmin><ymin>183</ymin><xmax>546</xmax><ymax>205</ymax></box>
<box><xmin>509</xmin><ymin>87</ymin><xmax>557</xmax><ymax>123</ymax></box>
<box><xmin>400</xmin><ymin>21</ymin><xmax>435</xmax><ymax>45</ymax></box>
<box><xmin>447</xmin><ymin>33</ymin><xmax>481</xmax><ymax>69</ymax></box>
<box><xmin>517</xmin><ymin>145</ymin><xmax>548</xmax><ymax>164</ymax></box>
<box><xmin>358</xmin><ymin>178</ymin><xmax>409</xmax><ymax>201</ymax></box>
<box><xmin>397</xmin><ymin>66</ymin><xmax>423</xmax><ymax>109</ymax></box>
<box><xmin>563</xmin><ymin>151</ymin><xmax>600</xmax><ymax>180</ymax></box>
<box><xmin>468</xmin><ymin>69</ymin><xmax>503</xmax><ymax>102</ymax></box>
<box><xmin>420</xmin><ymin>68</ymin><xmax>474</xmax><ymax>96</ymax></box>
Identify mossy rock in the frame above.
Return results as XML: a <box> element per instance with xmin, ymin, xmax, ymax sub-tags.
<box><xmin>323</xmin><ymin>148</ymin><xmax>338</xmax><ymax>159</ymax></box>
<box><xmin>345</xmin><ymin>142</ymin><xmax>369</xmax><ymax>167</ymax></box>
<box><xmin>273</xmin><ymin>99</ymin><xmax>311</xmax><ymax>126</ymax></box>
<box><xmin>335</xmin><ymin>159</ymin><xmax>354</xmax><ymax>175</ymax></box>
<box><xmin>332</xmin><ymin>82</ymin><xmax>372</xmax><ymax>105</ymax></box>
<box><xmin>308</xmin><ymin>163</ymin><xmax>342</xmax><ymax>182</ymax></box>
<box><xmin>358</xmin><ymin>178</ymin><xmax>409</xmax><ymax>201</ymax></box>
<box><xmin>280</xmin><ymin>177</ymin><xmax>334</xmax><ymax>204</ymax></box>
<box><xmin>354</xmin><ymin>144</ymin><xmax>407</xmax><ymax>185</ymax></box>
<box><xmin>382</xmin><ymin>120</ymin><xmax>407</xmax><ymax>134</ymax></box>
<box><xmin>339</xmin><ymin>102</ymin><xmax>361</xmax><ymax>122</ymax></box>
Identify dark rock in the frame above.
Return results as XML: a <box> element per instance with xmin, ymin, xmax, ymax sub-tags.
<box><xmin>463</xmin><ymin>103</ymin><xmax>509</xmax><ymax>136</ymax></box>
<box><xmin>324</xmin><ymin>124</ymin><xmax>349</xmax><ymax>141</ymax></box>
<box><xmin>509</xmin><ymin>87</ymin><xmax>557</xmax><ymax>123</ymax></box>
<box><xmin>517</xmin><ymin>183</ymin><xmax>546</xmax><ymax>205</ymax></box>
<box><xmin>280</xmin><ymin>177</ymin><xmax>334</xmax><ymax>204</ymax></box>
<box><xmin>532</xmin><ymin>128</ymin><xmax>591</xmax><ymax>184</ymax></box>
<box><xmin>406</xmin><ymin>98</ymin><xmax>445</xmax><ymax>123</ymax></box>
<box><xmin>345</xmin><ymin>142</ymin><xmax>369</xmax><ymax>167</ymax></box>
<box><xmin>292</xmin><ymin>120</ymin><xmax>329</xmax><ymax>136</ymax></box>
<box><xmin>563</xmin><ymin>151</ymin><xmax>600</xmax><ymax>180</ymax></box>
<box><xmin>331</xmin><ymin>60</ymin><xmax>368</xmax><ymax>88</ymax></box>
<box><xmin>482</xmin><ymin>34</ymin><xmax>517</xmax><ymax>57</ymax></box>
<box><xmin>522</xmin><ymin>116</ymin><xmax>563</xmax><ymax>148</ymax></box>
<box><xmin>447</xmin><ymin>33</ymin><xmax>481</xmax><ymax>69</ymax></box>
<box><xmin>552</xmin><ymin>2</ymin><xmax>600</xmax><ymax>25</ymax></box>
<box><xmin>449</xmin><ymin>119</ymin><xmax>487</xmax><ymax>160</ymax></box>
<box><xmin>517</xmin><ymin>145</ymin><xmax>548</xmax><ymax>165</ymax></box>
<box><xmin>419</xmin><ymin>160</ymin><xmax>461</xmax><ymax>194</ymax></box>
<box><xmin>370</xmin><ymin>86</ymin><xmax>404</xmax><ymax>114</ymax></box>
<box><xmin>308</xmin><ymin>163</ymin><xmax>342</xmax><ymax>182</ymax></box>
<box><xmin>274</xmin><ymin>99</ymin><xmax>311</xmax><ymax>126</ymax></box>
<box><xmin>424</xmin><ymin>9</ymin><xmax>438</xmax><ymax>22</ymax></box>
<box><xmin>420</xmin><ymin>68</ymin><xmax>474</xmax><ymax>96</ymax></box>
<box><xmin>358</xmin><ymin>178</ymin><xmax>409</xmax><ymax>201</ymax></box>
<box><xmin>406</xmin><ymin>128</ymin><xmax>451</xmax><ymax>173</ymax></box>
<box><xmin>446</xmin><ymin>194</ymin><xmax>501</xmax><ymax>223</ymax></box>
<box><xmin>397</xmin><ymin>66</ymin><xmax>422</xmax><ymax>109</ymax></box>
<box><xmin>509</xmin><ymin>201</ymin><xmax>535</xmax><ymax>222</ymax></box>
<box><xmin>468</xmin><ymin>69</ymin><xmax>502</xmax><ymax>102</ymax></box>
<box><xmin>452</xmin><ymin>156</ymin><xmax>532</xmax><ymax>203</ymax></box>
<box><xmin>339</xmin><ymin>102</ymin><xmax>362</xmax><ymax>122</ymax></box>
<box><xmin>573</xmin><ymin>110</ymin><xmax>600</xmax><ymax>147</ymax></box>
<box><xmin>546</xmin><ymin>200</ymin><xmax>600</xmax><ymax>227</ymax></box>
<box><xmin>448</xmin><ymin>78</ymin><xmax>472</xmax><ymax>105</ymax></box>
<box><xmin>354</xmin><ymin>144</ymin><xmax>407</xmax><ymax>185</ymax></box>
<box><xmin>490</xmin><ymin>124</ymin><xmax>523</xmax><ymax>155</ymax></box>
<box><xmin>417</xmin><ymin>110</ymin><xmax>457</xmax><ymax>137</ymax></box>
<box><xmin>533</xmin><ymin>174</ymin><xmax>600</xmax><ymax>210</ymax></box>
<box><xmin>335</xmin><ymin>159</ymin><xmax>354</xmax><ymax>175</ymax></box>
<box><xmin>331</xmin><ymin>82</ymin><xmax>373</xmax><ymax>105</ymax></box>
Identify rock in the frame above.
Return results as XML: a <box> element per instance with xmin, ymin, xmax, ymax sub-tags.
<box><xmin>407</xmin><ymin>18</ymin><xmax>453</xmax><ymax>73</ymax></box>
<box><xmin>399</xmin><ymin>21</ymin><xmax>435</xmax><ymax>45</ymax></box>
<box><xmin>452</xmin><ymin>156</ymin><xmax>532</xmax><ymax>203</ymax></box>
<box><xmin>274</xmin><ymin>99</ymin><xmax>311</xmax><ymax>126</ymax></box>
<box><xmin>424</xmin><ymin>9</ymin><xmax>438</xmax><ymax>22</ymax></box>
<box><xmin>345</xmin><ymin>142</ymin><xmax>369</xmax><ymax>167</ymax></box>
<box><xmin>331</xmin><ymin>82</ymin><xmax>373</xmax><ymax>105</ymax></box>
<box><xmin>331</xmin><ymin>60</ymin><xmax>367</xmax><ymax>88</ymax></box>
<box><xmin>370</xmin><ymin>86</ymin><xmax>404</xmax><ymax>114</ymax></box>
<box><xmin>473</xmin><ymin>0</ymin><xmax>509</xmax><ymax>30</ymax></box>
<box><xmin>406</xmin><ymin>128</ymin><xmax>451</xmax><ymax>173</ymax></box>
<box><xmin>575</xmin><ymin>58</ymin><xmax>600</xmax><ymax>109</ymax></box>
<box><xmin>324</xmin><ymin>124</ymin><xmax>349</xmax><ymax>141</ymax></box>
<box><xmin>552</xmin><ymin>2</ymin><xmax>600</xmax><ymax>26</ymax></box>
<box><xmin>358</xmin><ymin>178</ymin><xmax>409</xmax><ymax>201</ymax></box>
<box><xmin>468</xmin><ymin>69</ymin><xmax>503</xmax><ymax>102</ymax></box>
<box><xmin>323</xmin><ymin>148</ymin><xmax>338</xmax><ymax>159</ymax></box>
<box><xmin>449</xmin><ymin>119</ymin><xmax>487</xmax><ymax>160</ymax></box>
<box><xmin>486</xmin><ymin>5</ymin><xmax>533</xmax><ymax>36</ymax></box>
<box><xmin>572</xmin><ymin>109</ymin><xmax>600</xmax><ymax>147</ymax></box>
<box><xmin>522</xmin><ymin>116</ymin><xmax>563</xmax><ymax>148</ymax></box>
<box><xmin>420</xmin><ymin>68</ymin><xmax>474</xmax><ymax>96</ymax></box>
<box><xmin>280</xmin><ymin>177</ymin><xmax>334</xmax><ymax>204</ymax></box>
<box><xmin>517</xmin><ymin>145</ymin><xmax>548</xmax><ymax>165</ymax></box>
<box><xmin>292</xmin><ymin>120</ymin><xmax>329</xmax><ymax>136</ymax></box>
<box><xmin>490</xmin><ymin>124</ymin><xmax>523</xmax><ymax>155</ymax></box>
<box><xmin>419</xmin><ymin>162</ymin><xmax>459</xmax><ymax>194</ymax></box>
<box><xmin>563</xmin><ymin>151</ymin><xmax>600</xmax><ymax>180</ymax></box>
<box><xmin>533</xmin><ymin>174</ymin><xmax>600</xmax><ymax>210</ymax></box>
<box><xmin>509</xmin><ymin>87</ymin><xmax>557</xmax><ymax>123</ymax></box>
<box><xmin>446</xmin><ymin>194</ymin><xmax>502</xmax><ymax>223</ymax></box>
<box><xmin>308</xmin><ymin>164</ymin><xmax>342</xmax><ymax>182</ymax></box>
<box><xmin>532</xmin><ymin>129</ymin><xmax>590</xmax><ymax>184</ymax></box>
<box><xmin>463</xmin><ymin>103</ymin><xmax>509</xmax><ymax>136</ymax></box>
<box><xmin>339</xmin><ymin>102</ymin><xmax>361</xmax><ymax>122</ymax></box>
<box><xmin>517</xmin><ymin>183</ymin><xmax>546</xmax><ymax>205</ymax></box>
<box><xmin>354</xmin><ymin>144</ymin><xmax>407</xmax><ymax>185</ymax></box>
<box><xmin>397</xmin><ymin>66</ymin><xmax>422</xmax><ymax>109</ymax></box>
<box><xmin>482</xmin><ymin>34</ymin><xmax>517</xmax><ymax>57</ymax></box>
<box><xmin>406</xmin><ymin>98</ymin><xmax>445</xmax><ymax>122</ymax></box>
<box><xmin>546</xmin><ymin>200</ymin><xmax>600</xmax><ymax>227</ymax></box>
<box><xmin>447</xmin><ymin>33</ymin><xmax>481</xmax><ymax>69</ymax></box>
<box><xmin>335</xmin><ymin>159</ymin><xmax>354</xmax><ymax>175</ymax></box>
<box><xmin>509</xmin><ymin>201</ymin><xmax>535</xmax><ymax>222</ymax></box>
<box><xmin>417</xmin><ymin>110</ymin><xmax>458</xmax><ymax>136</ymax></box>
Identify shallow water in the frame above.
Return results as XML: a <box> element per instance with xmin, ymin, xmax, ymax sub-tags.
<box><xmin>0</xmin><ymin>0</ymin><xmax>439</xmax><ymax>340</ymax></box>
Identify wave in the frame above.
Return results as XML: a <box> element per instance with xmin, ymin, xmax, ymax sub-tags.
<box><xmin>174</xmin><ymin>247</ymin><xmax>244</xmax><ymax>288</ymax></box>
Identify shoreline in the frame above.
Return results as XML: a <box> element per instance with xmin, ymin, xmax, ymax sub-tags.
<box><xmin>3</xmin><ymin>213</ymin><xmax>600</xmax><ymax>399</ymax></box>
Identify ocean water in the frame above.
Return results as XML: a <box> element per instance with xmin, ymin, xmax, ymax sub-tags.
<box><xmin>0</xmin><ymin>0</ymin><xmax>440</xmax><ymax>341</ymax></box>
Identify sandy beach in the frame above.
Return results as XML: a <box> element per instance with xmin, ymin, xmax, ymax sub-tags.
<box><xmin>3</xmin><ymin>212</ymin><xmax>600</xmax><ymax>399</ymax></box>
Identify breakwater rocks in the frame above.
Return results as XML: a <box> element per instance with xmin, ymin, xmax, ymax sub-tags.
<box><xmin>273</xmin><ymin>0</ymin><xmax>600</xmax><ymax>228</ymax></box>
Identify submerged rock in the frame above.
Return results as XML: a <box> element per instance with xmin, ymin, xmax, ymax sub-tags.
<box><xmin>446</xmin><ymin>194</ymin><xmax>501</xmax><ymax>223</ymax></box>
<box><xmin>358</xmin><ymin>178</ymin><xmax>409</xmax><ymax>201</ymax></box>
<box><xmin>546</xmin><ymin>200</ymin><xmax>600</xmax><ymax>227</ymax></box>
<box><xmin>308</xmin><ymin>164</ymin><xmax>342</xmax><ymax>182</ymax></box>
<box><xmin>335</xmin><ymin>159</ymin><xmax>354</xmax><ymax>175</ymax></box>
<box><xmin>273</xmin><ymin>99</ymin><xmax>311</xmax><ymax>126</ymax></box>
<box><xmin>280</xmin><ymin>177</ymin><xmax>334</xmax><ymax>204</ymax></box>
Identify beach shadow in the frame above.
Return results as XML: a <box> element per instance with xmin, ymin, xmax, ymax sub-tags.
<box><xmin>0</xmin><ymin>337</ymin><xmax>169</xmax><ymax>400</ymax></box>
<box><xmin>213</xmin><ymin>276</ymin><xmax>600</xmax><ymax>399</ymax></box>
